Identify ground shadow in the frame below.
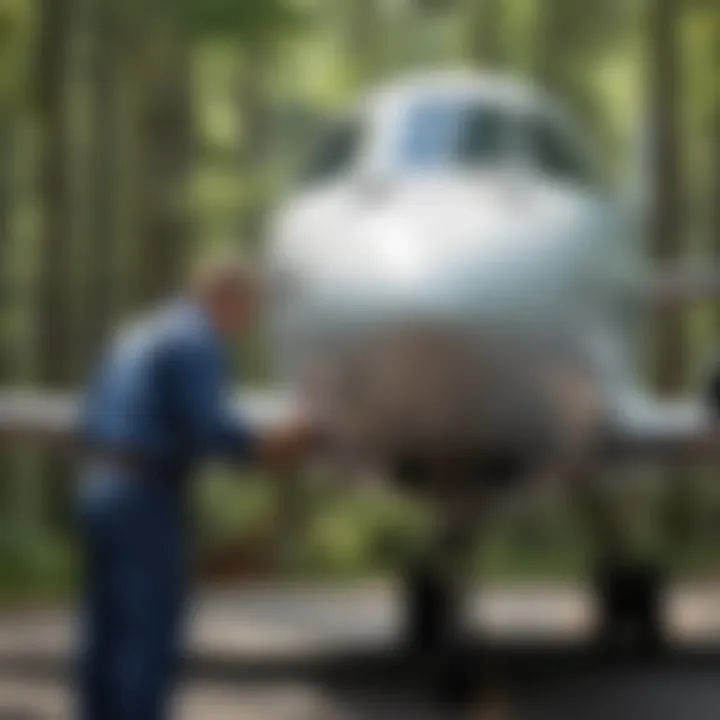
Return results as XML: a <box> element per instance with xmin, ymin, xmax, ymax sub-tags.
<box><xmin>4</xmin><ymin>639</ymin><xmax>720</xmax><ymax>718</ymax></box>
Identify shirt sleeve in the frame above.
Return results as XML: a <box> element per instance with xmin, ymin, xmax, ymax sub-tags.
<box><xmin>170</xmin><ymin>337</ymin><xmax>260</xmax><ymax>462</ymax></box>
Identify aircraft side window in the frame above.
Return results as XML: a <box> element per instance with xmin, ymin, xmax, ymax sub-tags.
<box><xmin>527</xmin><ymin>118</ymin><xmax>594</xmax><ymax>185</ymax></box>
<box><xmin>302</xmin><ymin>118</ymin><xmax>363</xmax><ymax>183</ymax></box>
<box><xmin>456</xmin><ymin>106</ymin><xmax>505</xmax><ymax>165</ymax></box>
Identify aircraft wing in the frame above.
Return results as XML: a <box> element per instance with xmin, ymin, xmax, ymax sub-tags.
<box><xmin>2</xmin><ymin>386</ymin><xmax>720</xmax><ymax>467</ymax></box>
<box><xmin>0</xmin><ymin>389</ymin><xmax>79</xmax><ymax>448</ymax></box>
<box><xmin>602</xmin><ymin>391</ymin><xmax>720</xmax><ymax>461</ymax></box>
<box><xmin>643</xmin><ymin>260</ymin><xmax>720</xmax><ymax>304</ymax></box>
<box><xmin>0</xmin><ymin>387</ymin><xmax>300</xmax><ymax>451</ymax></box>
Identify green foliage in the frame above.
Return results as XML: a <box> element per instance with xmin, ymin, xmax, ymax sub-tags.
<box><xmin>194</xmin><ymin>469</ymin><xmax>275</xmax><ymax>550</ymax></box>
<box><xmin>164</xmin><ymin>0</ymin><xmax>309</xmax><ymax>44</ymax></box>
<box><xmin>0</xmin><ymin>524</ymin><xmax>76</xmax><ymax>605</ymax></box>
<box><xmin>0</xmin><ymin>0</ymin><xmax>33</xmax><ymax>111</ymax></box>
<box><xmin>302</xmin><ymin>490</ymin><xmax>428</xmax><ymax>577</ymax></box>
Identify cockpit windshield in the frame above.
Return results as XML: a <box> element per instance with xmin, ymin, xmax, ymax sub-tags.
<box><xmin>397</xmin><ymin>99</ymin><xmax>506</xmax><ymax>169</ymax></box>
<box><xmin>396</xmin><ymin>97</ymin><xmax>596</xmax><ymax>185</ymax></box>
<box><xmin>299</xmin><ymin>94</ymin><xmax>598</xmax><ymax>188</ymax></box>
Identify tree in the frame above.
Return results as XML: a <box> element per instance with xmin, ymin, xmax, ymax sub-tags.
<box><xmin>533</xmin><ymin>0</ymin><xmax>626</xmax><ymax>145</ymax></box>
<box><xmin>85</xmin><ymin>0</ymin><xmax>121</xmax><ymax>357</ymax></box>
<box><xmin>0</xmin><ymin>0</ymin><xmax>34</xmax><ymax>529</ymax></box>
<box><xmin>714</xmin><ymin>4</ymin><xmax>720</xmax><ymax>297</ymax></box>
<box><xmin>649</xmin><ymin>0</ymin><xmax>685</xmax><ymax>391</ymax></box>
<box><xmin>35</xmin><ymin>0</ymin><xmax>74</xmax><ymax>527</ymax></box>
<box><xmin>0</xmin><ymin>125</ymin><xmax>16</xmax><ymax>445</ymax></box>
<box><xmin>36</xmin><ymin>0</ymin><xmax>73</xmax><ymax>387</ymax></box>
<box><xmin>535</xmin><ymin>0</ymin><xmax>583</xmax><ymax>93</ymax></box>
<box><xmin>648</xmin><ymin>0</ymin><xmax>696</xmax><ymax>546</ymax></box>
<box><xmin>0</xmin><ymin>0</ymin><xmax>30</xmax><ymax>306</ymax></box>
<box><xmin>131</xmin><ymin>0</ymin><xmax>304</xmax><ymax>301</ymax></box>
<box><xmin>235</xmin><ymin>41</ymin><xmax>272</xmax><ymax>244</ymax></box>
<box><xmin>0</xmin><ymin>117</ymin><xmax>14</xmax><ymax>516</ymax></box>
<box><xmin>134</xmin><ymin>30</ymin><xmax>194</xmax><ymax>304</ymax></box>
<box><xmin>463</xmin><ymin>0</ymin><xmax>505</xmax><ymax>68</ymax></box>
<box><xmin>346</xmin><ymin>0</ymin><xmax>384</xmax><ymax>86</ymax></box>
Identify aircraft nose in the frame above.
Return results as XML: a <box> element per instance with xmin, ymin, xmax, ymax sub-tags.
<box><xmin>292</xmin><ymin>212</ymin><xmax>578</xmax><ymax>325</ymax></box>
<box><xmin>372</xmin><ymin>229</ymin><xmax>434</xmax><ymax>287</ymax></box>
<box><xmin>301</xmin><ymin>219</ymin><xmax>437</xmax><ymax>296</ymax></box>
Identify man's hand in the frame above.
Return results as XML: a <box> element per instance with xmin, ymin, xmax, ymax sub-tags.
<box><xmin>259</xmin><ymin>417</ymin><xmax>324</xmax><ymax>467</ymax></box>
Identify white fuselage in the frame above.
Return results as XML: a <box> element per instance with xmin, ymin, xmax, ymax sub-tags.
<box><xmin>267</xmin><ymin>72</ymin><xmax>647</xmax><ymax>463</ymax></box>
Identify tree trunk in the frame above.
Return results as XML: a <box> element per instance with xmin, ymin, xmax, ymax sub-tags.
<box><xmin>534</xmin><ymin>0</ymin><xmax>589</xmax><ymax>120</ymax></box>
<box><xmin>0</xmin><ymin>117</ymin><xmax>15</xmax><ymax>518</ymax></box>
<box><xmin>347</xmin><ymin>0</ymin><xmax>383</xmax><ymax>86</ymax></box>
<box><xmin>649</xmin><ymin>0</ymin><xmax>685</xmax><ymax>392</ymax></box>
<box><xmin>135</xmin><ymin>36</ymin><xmax>193</xmax><ymax>305</ymax></box>
<box><xmin>0</xmin><ymin>118</ymin><xmax>13</xmax><ymax>381</ymax></box>
<box><xmin>236</xmin><ymin>43</ymin><xmax>270</xmax><ymax>245</ymax></box>
<box><xmin>533</xmin><ymin>0</ymin><xmax>612</xmax><ymax>140</ymax></box>
<box><xmin>464</xmin><ymin>0</ymin><xmax>504</xmax><ymax>68</ymax></box>
<box><xmin>36</xmin><ymin>0</ymin><xmax>73</xmax><ymax>387</ymax></box>
<box><xmin>534</xmin><ymin>0</ymin><xmax>565</xmax><ymax>92</ymax></box>
<box><xmin>649</xmin><ymin>0</ymin><xmax>693</xmax><ymax>545</ymax></box>
<box><xmin>714</xmin><ymin>5</ymin><xmax>720</xmax><ymax>308</ymax></box>
<box><xmin>86</xmin><ymin>0</ymin><xmax>119</xmax><ymax>361</ymax></box>
<box><xmin>35</xmin><ymin>0</ymin><xmax>74</xmax><ymax>528</ymax></box>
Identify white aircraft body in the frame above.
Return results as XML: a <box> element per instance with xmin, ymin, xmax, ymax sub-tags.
<box><xmin>266</xmin><ymin>70</ymin><xmax>712</xmax><ymax>478</ymax></box>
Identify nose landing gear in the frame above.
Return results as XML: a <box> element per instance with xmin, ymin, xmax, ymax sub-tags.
<box><xmin>574</xmin><ymin>471</ymin><xmax>668</xmax><ymax>656</ymax></box>
<box><xmin>404</xmin><ymin>560</ymin><xmax>458</xmax><ymax>655</ymax></box>
<box><xmin>400</xmin><ymin>495</ymin><xmax>487</xmax><ymax>708</ymax></box>
<box><xmin>594</xmin><ymin>560</ymin><xmax>666</xmax><ymax>655</ymax></box>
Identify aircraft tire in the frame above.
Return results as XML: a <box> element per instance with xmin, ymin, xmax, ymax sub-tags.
<box><xmin>594</xmin><ymin>560</ymin><xmax>666</xmax><ymax>656</ymax></box>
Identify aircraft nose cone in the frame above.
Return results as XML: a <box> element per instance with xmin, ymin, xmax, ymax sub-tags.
<box><xmin>373</xmin><ymin>231</ymin><xmax>433</xmax><ymax>286</ymax></box>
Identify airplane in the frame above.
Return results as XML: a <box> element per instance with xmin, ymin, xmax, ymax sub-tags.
<box><xmin>2</xmin><ymin>68</ymin><xmax>720</xmax><ymax>655</ymax></box>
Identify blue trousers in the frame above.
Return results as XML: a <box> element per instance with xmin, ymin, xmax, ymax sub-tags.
<box><xmin>78</xmin><ymin>472</ymin><xmax>187</xmax><ymax>720</ymax></box>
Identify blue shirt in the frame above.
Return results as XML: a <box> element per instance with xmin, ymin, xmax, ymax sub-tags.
<box><xmin>80</xmin><ymin>299</ymin><xmax>257</xmax><ymax>485</ymax></box>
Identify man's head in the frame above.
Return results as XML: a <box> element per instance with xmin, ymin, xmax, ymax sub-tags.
<box><xmin>189</xmin><ymin>254</ymin><xmax>262</xmax><ymax>337</ymax></box>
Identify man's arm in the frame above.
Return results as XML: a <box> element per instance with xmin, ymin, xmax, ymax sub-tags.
<box><xmin>172</xmin><ymin>340</ymin><xmax>258</xmax><ymax>461</ymax></box>
<box><xmin>172</xmin><ymin>340</ymin><xmax>315</xmax><ymax>465</ymax></box>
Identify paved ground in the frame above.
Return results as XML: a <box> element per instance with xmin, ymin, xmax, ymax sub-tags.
<box><xmin>2</xmin><ymin>584</ymin><xmax>720</xmax><ymax>719</ymax></box>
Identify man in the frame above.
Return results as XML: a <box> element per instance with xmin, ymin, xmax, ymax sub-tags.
<box><xmin>77</xmin><ymin>257</ymin><xmax>314</xmax><ymax>720</ymax></box>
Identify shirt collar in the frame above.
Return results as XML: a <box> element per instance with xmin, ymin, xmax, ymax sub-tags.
<box><xmin>175</xmin><ymin>296</ymin><xmax>223</xmax><ymax>347</ymax></box>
